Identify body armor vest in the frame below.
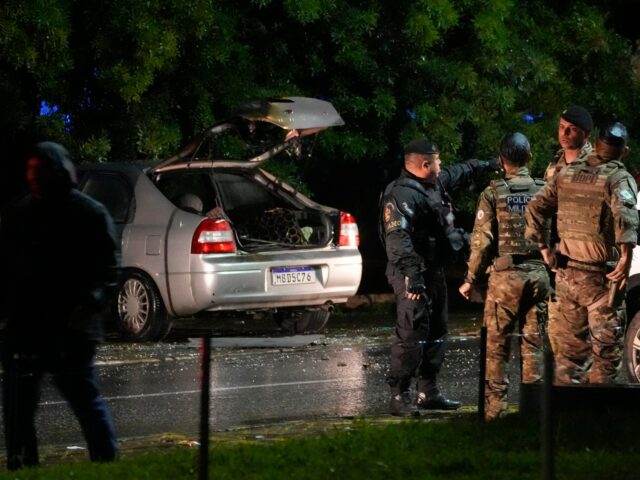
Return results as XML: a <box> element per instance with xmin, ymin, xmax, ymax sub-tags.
<box><xmin>491</xmin><ymin>175</ymin><xmax>544</xmax><ymax>256</ymax></box>
<box><xmin>556</xmin><ymin>160</ymin><xmax>623</xmax><ymax>244</ymax></box>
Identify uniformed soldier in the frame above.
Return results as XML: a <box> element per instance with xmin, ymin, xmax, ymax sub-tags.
<box><xmin>380</xmin><ymin>138</ymin><xmax>499</xmax><ymax>416</ymax></box>
<box><xmin>525</xmin><ymin>122</ymin><xmax>639</xmax><ymax>384</ymax></box>
<box><xmin>544</xmin><ymin>105</ymin><xmax>594</xmax><ymax>357</ymax></box>
<box><xmin>544</xmin><ymin>105</ymin><xmax>594</xmax><ymax>182</ymax></box>
<box><xmin>459</xmin><ymin>132</ymin><xmax>551</xmax><ymax>419</ymax></box>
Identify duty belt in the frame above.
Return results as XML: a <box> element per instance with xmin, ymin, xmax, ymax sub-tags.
<box><xmin>510</xmin><ymin>254</ymin><xmax>543</xmax><ymax>265</ymax></box>
<box><xmin>493</xmin><ymin>254</ymin><xmax>543</xmax><ymax>272</ymax></box>
<box><xmin>566</xmin><ymin>258</ymin><xmax>609</xmax><ymax>273</ymax></box>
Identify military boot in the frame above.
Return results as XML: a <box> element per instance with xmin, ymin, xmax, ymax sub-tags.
<box><xmin>484</xmin><ymin>393</ymin><xmax>508</xmax><ymax>420</ymax></box>
<box><xmin>390</xmin><ymin>392</ymin><xmax>420</xmax><ymax>417</ymax></box>
<box><xmin>416</xmin><ymin>391</ymin><xmax>461</xmax><ymax>411</ymax></box>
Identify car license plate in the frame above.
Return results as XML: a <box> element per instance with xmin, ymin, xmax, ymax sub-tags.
<box><xmin>271</xmin><ymin>266</ymin><xmax>315</xmax><ymax>286</ymax></box>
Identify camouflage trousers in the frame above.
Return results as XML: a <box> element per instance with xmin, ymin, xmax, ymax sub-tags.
<box><xmin>484</xmin><ymin>265</ymin><xmax>551</xmax><ymax>420</ymax></box>
<box><xmin>549</xmin><ymin>267</ymin><xmax>624</xmax><ymax>384</ymax></box>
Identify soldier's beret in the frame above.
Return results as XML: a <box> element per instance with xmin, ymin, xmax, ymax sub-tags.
<box><xmin>561</xmin><ymin>105</ymin><xmax>593</xmax><ymax>132</ymax></box>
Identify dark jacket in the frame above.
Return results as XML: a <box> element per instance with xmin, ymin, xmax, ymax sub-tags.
<box><xmin>380</xmin><ymin>159</ymin><xmax>493</xmax><ymax>278</ymax></box>
<box><xmin>0</xmin><ymin>143</ymin><xmax>120</xmax><ymax>344</ymax></box>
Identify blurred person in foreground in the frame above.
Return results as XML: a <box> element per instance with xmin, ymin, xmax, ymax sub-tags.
<box><xmin>459</xmin><ymin>133</ymin><xmax>551</xmax><ymax>419</ymax></box>
<box><xmin>525</xmin><ymin>123</ymin><xmax>639</xmax><ymax>384</ymax></box>
<box><xmin>0</xmin><ymin>142</ymin><xmax>119</xmax><ymax>469</ymax></box>
<box><xmin>379</xmin><ymin>138</ymin><xmax>499</xmax><ymax>416</ymax></box>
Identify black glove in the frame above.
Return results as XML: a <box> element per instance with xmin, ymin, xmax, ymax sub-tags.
<box><xmin>405</xmin><ymin>274</ymin><xmax>426</xmax><ymax>296</ymax></box>
<box><xmin>482</xmin><ymin>157</ymin><xmax>501</xmax><ymax>172</ymax></box>
<box><xmin>468</xmin><ymin>158</ymin><xmax>501</xmax><ymax>173</ymax></box>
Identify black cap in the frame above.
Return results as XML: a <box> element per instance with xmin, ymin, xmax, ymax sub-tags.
<box><xmin>404</xmin><ymin>138</ymin><xmax>439</xmax><ymax>155</ymax></box>
<box><xmin>560</xmin><ymin>105</ymin><xmax>593</xmax><ymax>132</ymax></box>
<box><xmin>599</xmin><ymin>121</ymin><xmax>628</xmax><ymax>147</ymax></box>
<box><xmin>499</xmin><ymin>132</ymin><xmax>531</xmax><ymax>165</ymax></box>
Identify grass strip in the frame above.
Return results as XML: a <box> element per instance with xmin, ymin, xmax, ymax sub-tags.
<box><xmin>0</xmin><ymin>411</ymin><xmax>637</xmax><ymax>480</ymax></box>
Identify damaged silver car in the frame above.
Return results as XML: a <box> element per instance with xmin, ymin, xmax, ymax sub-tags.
<box><xmin>79</xmin><ymin>97</ymin><xmax>362</xmax><ymax>341</ymax></box>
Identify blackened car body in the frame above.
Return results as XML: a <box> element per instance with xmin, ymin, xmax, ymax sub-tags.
<box><xmin>79</xmin><ymin>97</ymin><xmax>362</xmax><ymax>340</ymax></box>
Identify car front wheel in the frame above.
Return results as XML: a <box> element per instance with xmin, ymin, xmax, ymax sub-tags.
<box><xmin>625</xmin><ymin>311</ymin><xmax>640</xmax><ymax>383</ymax></box>
<box><xmin>116</xmin><ymin>271</ymin><xmax>172</xmax><ymax>341</ymax></box>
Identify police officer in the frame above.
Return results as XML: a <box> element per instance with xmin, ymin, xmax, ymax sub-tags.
<box><xmin>380</xmin><ymin>138</ymin><xmax>498</xmax><ymax>416</ymax></box>
<box><xmin>459</xmin><ymin>133</ymin><xmax>551</xmax><ymax>419</ymax></box>
<box><xmin>525</xmin><ymin>122</ymin><xmax>639</xmax><ymax>384</ymax></box>
<box><xmin>544</xmin><ymin>105</ymin><xmax>594</xmax><ymax>182</ymax></box>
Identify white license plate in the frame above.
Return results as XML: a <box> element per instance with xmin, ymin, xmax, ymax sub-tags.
<box><xmin>271</xmin><ymin>266</ymin><xmax>315</xmax><ymax>286</ymax></box>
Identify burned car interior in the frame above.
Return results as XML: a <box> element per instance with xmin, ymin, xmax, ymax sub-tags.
<box><xmin>155</xmin><ymin>169</ymin><xmax>333</xmax><ymax>250</ymax></box>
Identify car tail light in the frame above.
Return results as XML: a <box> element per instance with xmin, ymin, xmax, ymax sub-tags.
<box><xmin>338</xmin><ymin>211</ymin><xmax>360</xmax><ymax>247</ymax></box>
<box><xmin>191</xmin><ymin>218</ymin><xmax>237</xmax><ymax>254</ymax></box>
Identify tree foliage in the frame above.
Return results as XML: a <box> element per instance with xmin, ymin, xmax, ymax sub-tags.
<box><xmin>1</xmin><ymin>0</ymin><xmax>639</xmax><ymax>184</ymax></box>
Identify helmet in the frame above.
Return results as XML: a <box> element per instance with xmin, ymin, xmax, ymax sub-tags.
<box><xmin>499</xmin><ymin>132</ymin><xmax>531</xmax><ymax>166</ymax></box>
<box><xmin>599</xmin><ymin>122</ymin><xmax>628</xmax><ymax>147</ymax></box>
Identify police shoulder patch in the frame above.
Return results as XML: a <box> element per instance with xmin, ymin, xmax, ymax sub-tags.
<box><xmin>384</xmin><ymin>202</ymin><xmax>394</xmax><ymax>223</ymax></box>
<box><xmin>383</xmin><ymin>201</ymin><xmax>406</xmax><ymax>232</ymax></box>
<box><xmin>619</xmin><ymin>189</ymin><xmax>635</xmax><ymax>201</ymax></box>
<box><xmin>616</xmin><ymin>187</ymin><xmax>637</xmax><ymax>208</ymax></box>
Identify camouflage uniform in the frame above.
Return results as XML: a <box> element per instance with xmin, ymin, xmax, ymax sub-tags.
<box><xmin>526</xmin><ymin>154</ymin><xmax>639</xmax><ymax>384</ymax></box>
<box><xmin>543</xmin><ymin>141</ymin><xmax>593</xmax><ymax>182</ymax></box>
<box><xmin>543</xmin><ymin>141</ymin><xmax>593</xmax><ymax>356</ymax></box>
<box><xmin>466</xmin><ymin>166</ymin><xmax>551</xmax><ymax>419</ymax></box>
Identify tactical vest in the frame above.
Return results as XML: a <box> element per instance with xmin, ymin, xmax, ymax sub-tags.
<box><xmin>556</xmin><ymin>160</ymin><xmax>623</xmax><ymax>244</ymax></box>
<box><xmin>379</xmin><ymin>175</ymin><xmax>466</xmax><ymax>265</ymax></box>
<box><xmin>491</xmin><ymin>176</ymin><xmax>544</xmax><ymax>256</ymax></box>
<box><xmin>544</xmin><ymin>142</ymin><xmax>593</xmax><ymax>182</ymax></box>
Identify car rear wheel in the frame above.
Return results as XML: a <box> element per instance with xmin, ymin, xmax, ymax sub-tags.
<box><xmin>275</xmin><ymin>307</ymin><xmax>332</xmax><ymax>334</ymax></box>
<box><xmin>116</xmin><ymin>271</ymin><xmax>172</xmax><ymax>341</ymax></box>
<box><xmin>625</xmin><ymin>311</ymin><xmax>640</xmax><ymax>383</ymax></box>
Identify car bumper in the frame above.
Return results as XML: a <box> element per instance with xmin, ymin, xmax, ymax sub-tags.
<box><xmin>165</xmin><ymin>248</ymin><xmax>363</xmax><ymax>316</ymax></box>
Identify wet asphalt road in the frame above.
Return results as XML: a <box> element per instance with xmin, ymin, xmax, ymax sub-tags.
<box><xmin>0</xmin><ymin>308</ymin><xmax>525</xmax><ymax>451</ymax></box>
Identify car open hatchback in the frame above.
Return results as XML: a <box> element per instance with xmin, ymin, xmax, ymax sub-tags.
<box><xmin>79</xmin><ymin>97</ymin><xmax>362</xmax><ymax>340</ymax></box>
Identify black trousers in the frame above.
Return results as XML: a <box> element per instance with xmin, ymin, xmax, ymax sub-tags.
<box><xmin>386</xmin><ymin>266</ymin><xmax>448</xmax><ymax>395</ymax></box>
<box><xmin>2</xmin><ymin>337</ymin><xmax>118</xmax><ymax>470</ymax></box>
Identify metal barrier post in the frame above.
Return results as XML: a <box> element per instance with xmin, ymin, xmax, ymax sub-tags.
<box><xmin>478</xmin><ymin>326</ymin><xmax>487</xmax><ymax>418</ymax></box>
<box><xmin>199</xmin><ymin>335</ymin><xmax>211</xmax><ymax>480</ymax></box>
<box><xmin>541</xmin><ymin>334</ymin><xmax>554</xmax><ymax>480</ymax></box>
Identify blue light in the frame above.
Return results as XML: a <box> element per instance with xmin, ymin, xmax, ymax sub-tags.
<box><xmin>522</xmin><ymin>113</ymin><xmax>535</xmax><ymax>124</ymax></box>
<box><xmin>405</xmin><ymin>108</ymin><xmax>417</xmax><ymax>120</ymax></box>
<box><xmin>522</xmin><ymin>112</ymin><xmax>544</xmax><ymax>124</ymax></box>
<box><xmin>39</xmin><ymin>100</ymin><xmax>59</xmax><ymax>117</ymax></box>
<box><xmin>39</xmin><ymin>100</ymin><xmax>71</xmax><ymax>128</ymax></box>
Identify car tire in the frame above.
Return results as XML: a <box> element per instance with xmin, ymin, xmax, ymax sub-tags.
<box><xmin>275</xmin><ymin>307</ymin><xmax>331</xmax><ymax>334</ymax></box>
<box><xmin>625</xmin><ymin>310</ymin><xmax>640</xmax><ymax>383</ymax></box>
<box><xmin>115</xmin><ymin>270</ymin><xmax>172</xmax><ymax>341</ymax></box>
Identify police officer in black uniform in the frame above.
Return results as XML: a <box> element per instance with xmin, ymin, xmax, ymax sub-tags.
<box><xmin>380</xmin><ymin>138</ymin><xmax>498</xmax><ymax>416</ymax></box>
